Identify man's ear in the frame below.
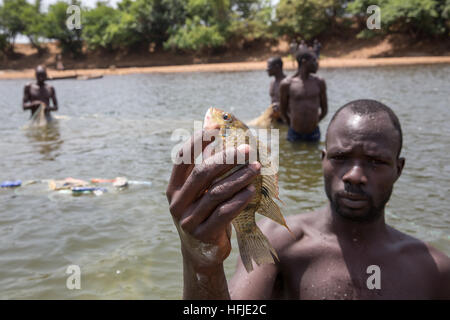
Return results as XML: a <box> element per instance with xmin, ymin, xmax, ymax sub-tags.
<box><xmin>395</xmin><ymin>157</ymin><xmax>405</xmax><ymax>181</ymax></box>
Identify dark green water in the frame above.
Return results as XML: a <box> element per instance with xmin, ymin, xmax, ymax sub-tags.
<box><xmin>0</xmin><ymin>65</ymin><xmax>448</xmax><ymax>299</ymax></box>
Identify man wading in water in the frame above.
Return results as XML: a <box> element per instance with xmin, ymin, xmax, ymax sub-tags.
<box><xmin>280</xmin><ymin>50</ymin><xmax>328</xmax><ymax>142</ymax></box>
<box><xmin>23</xmin><ymin>65</ymin><xmax>58</xmax><ymax>121</ymax></box>
<box><xmin>166</xmin><ymin>99</ymin><xmax>450</xmax><ymax>299</ymax></box>
<box><xmin>267</xmin><ymin>57</ymin><xmax>286</xmax><ymax>123</ymax></box>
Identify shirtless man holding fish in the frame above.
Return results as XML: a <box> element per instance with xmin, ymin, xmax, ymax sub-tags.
<box><xmin>23</xmin><ymin>65</ymin><xmax>58</xmax><ymax>121</ymax></box>
<box><xmin>166</xmin><ymin>99</ymin><xmax>450</xmax><ymax>299</ymax></box>
<box><xmin>280</xmin><ymin>50</ymin><xmax>328</xmax><ymax>142</ymax></box>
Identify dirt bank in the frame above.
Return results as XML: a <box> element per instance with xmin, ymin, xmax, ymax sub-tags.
<box><xmin>1</xmin><ymin>56</ymin><xmax>449</xmax><ymax>80</ymax></box>
<box><xmin>1</xmin><ymin>34</ymin><xmax>449</xmax><ymax>79</ymax></box>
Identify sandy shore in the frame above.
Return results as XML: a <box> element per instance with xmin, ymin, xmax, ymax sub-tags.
<box><xmin>1</xmin><ymin>56</ymin><xmax>449</xmax><ymax>79</ymax></box>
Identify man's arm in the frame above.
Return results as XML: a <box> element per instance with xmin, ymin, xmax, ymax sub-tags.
<box><xmin>318</xmin><ymin>78</ymin><xmax>328</xmax><ymax>122</ymax></box>
<box><xmin>229</xmin><ymin>219</ymin><xmax>284</xmax><ymax>299</ymax></box>
<box><xmin>430</xmin><ymin>246</ymin><xmax>450</xmax><ymax>299</ymax></box>
<box><xmin>166</xmin><ymin>131</ymin><xmax>260</xmax><ymax>299</ymax></box>
<box><xmin>279</xmin><ymin>79</ymin><xmax>290</xmax><ymax>125</ymax></box>
<box><xmin>49</xmin><ymin>86</ymin><xmax>58</xmax><ymax>112</ymax></box>
<box><xmin>438</xmin><ymin>262</ymin><xmax>450</xmax><ymax>299</ymax></box>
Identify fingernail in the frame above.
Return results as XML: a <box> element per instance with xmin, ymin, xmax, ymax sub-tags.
<box><xmin>250</xmin><ymin>161</ymin><xmax>261</xmax><ymax>170</ymax></box>
<box><xmin>237</xmin><ymin>144</ymin><xmax>250</xmax><ymax>153</ymax></box>
<box><xmin>247</xmin><ymin>184</ymin><xmax>256</xmax><ymax>192</ymax></box>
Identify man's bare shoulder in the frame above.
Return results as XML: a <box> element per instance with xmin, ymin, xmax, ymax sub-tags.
<box><xmin>387</xmin><ymin>225</ymin><xmax>449</xmax><ymax>260</ymax></box>
<box><xmin>280</xmin><ymin>76</ymin><xmax>294</xmax><ymax>87</ymax></box>
<box><xmin>310</xmin><ymin>74</ymin><xmax>326</xmax><ymax>85</ymax></box>
<box><xmin>386</xmin><ymin>225</ymin><xmax>450</xmax><ymax>297</ymax></box>
<box><xmin>45</xmin><ymin>83</ymin><xmax>55</xmax><ymax>91</ymax></box>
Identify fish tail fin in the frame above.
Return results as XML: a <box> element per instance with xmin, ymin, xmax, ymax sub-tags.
<box><xmin>234</xmin><ymin>223</ymin><xmax>278</xmax><ymax>273</ymax></box>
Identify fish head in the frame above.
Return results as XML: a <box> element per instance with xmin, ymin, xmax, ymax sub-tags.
<box><xmin>203</xmin><ymin>107</ymin><xmax>249</xmax><ymax>132</ymax></box>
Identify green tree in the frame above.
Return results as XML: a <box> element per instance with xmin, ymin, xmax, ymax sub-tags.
<box><xmin>44</xmin><ymin>0</ymin><xmax>83</xmax><ymax>56</ymax></box>
<box><xmin>165</xmin><ymin>0</ymin><xmax>273</xmax><ymax>51</ymax></box>
<box><xmin>228</xmin><ymin>0</ymin><xmax>274</xmax><ymax>43</ymax></box>
<box><xmin>0</xmin><ymin>0</ymin><xmax>25</xmax><ymax>51</ymax></box>
<box><xmin>123</xmin><ymin>0</ymin><xmax>187</xmax><ymax>48</ymax></box>
<box><xmin>164</xmin><ymin>16</ymin><xmax>226</xmax><ymax>51</ymax></box>
<box><xmin>164</xmin><ymin>0</ymin><xmax>229</xmax><ymax>51</ymax></box>
<box><xmin>275</xmin><ymin>0</ymin><xmax>343</xmax><ymax>41</ymax></box>
<box><xmin>101</xmin><ymin>10</ymin><xmax>143</xmax><ymax>50</ymax></box>
<box><xmin>82</xmin><ymin>2</ymin><xmax>121</xmax><ymax>50</ymax></box>
<box><xmin>347</xmin><ymin>0</ymin><xmax>449</xmax><ymax>38</ymax></box>
<box><xmin>22</xmin><ymin>0</ymin><xmax>46</xmax><ymax>55</ymax></box>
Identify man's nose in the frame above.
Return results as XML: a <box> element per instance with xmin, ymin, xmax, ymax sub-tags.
<box><xmin>342</xmin><ymin>164</ymin><xmax>368</xmax><ymax>185</ymax></box>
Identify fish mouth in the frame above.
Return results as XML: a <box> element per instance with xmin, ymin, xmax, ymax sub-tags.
<box><xmin>203</xmin><ymin>107</ymin><xmax>220</xmax><ymax>130</ymax></box>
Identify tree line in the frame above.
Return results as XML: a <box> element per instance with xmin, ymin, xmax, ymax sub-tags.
<box><xmin>0</xmin><ymin>0</ymin><xmax>448</xmax><ymax>56</ymax></box>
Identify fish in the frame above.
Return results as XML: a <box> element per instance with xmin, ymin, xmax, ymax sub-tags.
<box><xmin>247</xmin><ymin>103</ymin><xmax>281</xmax><ymax>128</ymax></box>
<box><xmin>203</xmin><ymin>107</ymin><xmax>291</xmax><ymax>272</ymax></box>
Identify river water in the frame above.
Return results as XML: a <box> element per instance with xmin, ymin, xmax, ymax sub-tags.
<box><xmin>0</xmin><ymin>65</ymin><xmax>449</xmax><ymax>299</ymax></box>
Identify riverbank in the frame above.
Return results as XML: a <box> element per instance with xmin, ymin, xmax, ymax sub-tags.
<box><xmin>1</xmin><ymin>33</ymin><xmax>449</xmax><ymax>79</ymax></box>
<box><xmin>1</xmin><ymin>56</ymin><xmax>450</xmax><ymax>79</ymax></box>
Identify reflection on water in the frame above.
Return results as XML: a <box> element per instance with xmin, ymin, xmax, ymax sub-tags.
<box><xmin>0</xmin><ymin>65</ymin><xmax>449</xmax><ymax>299</ymax></box>
<box><xmin>276</xmin><ymin>124</ymin><xmax>325</xmax><ymax>214</ymax></box>
<box><xmin>24</xmin><ymin>121</ymin><xmax>63</xmax><ymax>161</ymax></box>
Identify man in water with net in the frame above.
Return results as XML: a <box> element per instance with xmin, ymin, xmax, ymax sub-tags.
<box><xmin>23</xmin><ymin>65</ymin><xmax>58</xmax><ymax>124</ymax></box>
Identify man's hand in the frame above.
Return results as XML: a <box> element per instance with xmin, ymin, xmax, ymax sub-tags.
<box><xmin>167</xmin><ymin>130</ymin><xmax>260</xmax><ymax>270</ymax></box>
<box><xmin>166</xmin><ymin>130</ymin><xmax>261</xmax><ymax>299</ymax></box>
<box><xmin>23</xmin><ymin>100</ymin><xmax>43</xmax><ymax>110</ymax></box>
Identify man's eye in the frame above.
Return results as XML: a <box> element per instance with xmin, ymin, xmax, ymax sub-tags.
<box><xmin>331</xmin><ymin>155</ymin><xmax>346</xmax><ymax>161</ymax></box>
<box><xmin>370</xmin><ymin>159</ymin><xmax>386</xmax><ymax>166</ymax></box>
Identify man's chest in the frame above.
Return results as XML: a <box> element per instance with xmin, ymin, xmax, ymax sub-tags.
<box><xmin>29</xmin><ymin>85</ymin><xmax>51</xmax><ymax>98</ymax></box>
<box><xmin>280</xmin><ymin>250</ymin><xmax>435</xmax><ymax>299</ymax></box>
<box><xmin>289</xmin><ymin>79</ymin><xmax>320</xmax><ymax>100</ymax></box>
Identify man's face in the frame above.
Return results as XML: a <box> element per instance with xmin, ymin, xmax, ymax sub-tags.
<box><xmin>322</xmin><ymin>110</ymin><xmax>405</xmax><ymax>222</ymax></box>
<box><xmin>266</xmin><ymin>61</ymin><xmax>277</xmax><ymax>76</ymax></box>
<box><xmin>304</xmin><ymin>56</ymin><xmax>318</xmax><ymax>74</ymax></box>
<box><xmin>36</xmin><ymin>70</ymin><xmax>47</xmax><ymax>84</ymax></box>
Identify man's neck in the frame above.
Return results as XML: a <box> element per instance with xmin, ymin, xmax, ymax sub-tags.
<box><xmin>322</xmin><ymin>204</ymin><xmax>388</xmax><ymax>244</ymax></box>
<box><xmin>297</xmin><ymin>68</ymin><xmax>309</xmax><ymax>80</ymax></box>
<box><xmin>274</xmin><ymin>71</ymin><xmax>286</xmax><ymax>81</ymax></box>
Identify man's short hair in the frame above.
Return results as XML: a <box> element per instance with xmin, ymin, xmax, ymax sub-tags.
<box><xmin>268</xmin><ymin>56</ymin><xmax>283</xmax><ymax>68</ymax></box>
<box><xmin>296</xmin><ymin>50</ymin><xmax>316</xmax><ymax>66</ymax></box>
<box><xmin>326</xmin><ymin>99</ymin><xmax>403</xmax><ymax>157</ymax></box>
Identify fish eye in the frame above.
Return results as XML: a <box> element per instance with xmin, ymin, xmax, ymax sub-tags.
<box><xmin>223</xmin><ymin>113</ymin><xmax>231</xmax><ymax>121</ymax></box>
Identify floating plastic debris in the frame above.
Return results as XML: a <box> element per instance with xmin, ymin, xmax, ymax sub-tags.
<box><xmin>1</xmin><ymin>180</ymin><xmax>22</xmax><ymax>188</ymax></box>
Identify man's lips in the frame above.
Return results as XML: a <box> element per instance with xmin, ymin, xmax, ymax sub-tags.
<box><xmin>338</xmin><ymin>193</ymin><xmax>368</xmax><ymax>209</ymax></box>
